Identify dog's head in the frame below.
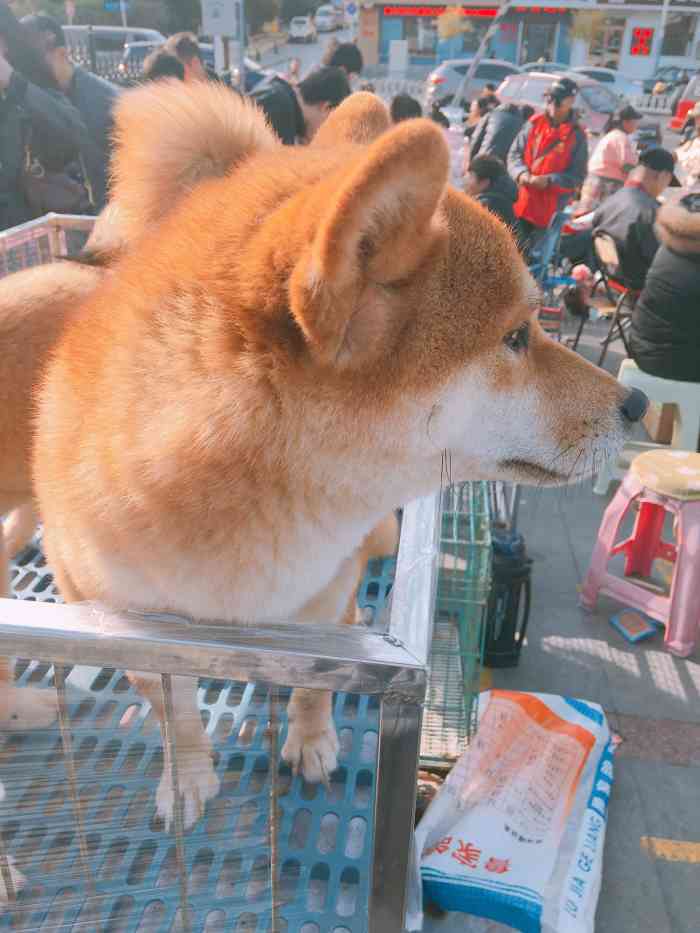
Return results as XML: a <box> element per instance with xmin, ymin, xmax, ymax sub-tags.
<box><xmin>103</xmin><ymin>85</ymin><xmax>645</xmax><ymax>502</ymax></box>
<box><xmin>203</xmin><ymin>94</ymin><xmax>645</xmax><ymax>496</ymax></box>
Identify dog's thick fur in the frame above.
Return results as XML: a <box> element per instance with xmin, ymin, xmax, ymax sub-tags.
<box><xmin>32</xmin><ymin>83</ymin><xmax>634</xmax><ymax>828</ymax></box>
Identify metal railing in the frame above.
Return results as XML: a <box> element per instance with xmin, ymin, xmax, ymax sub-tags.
<box><xmin>0</xmin><ymin>213</ymin><xmax>94</xmax><ymax>278</ymax></box>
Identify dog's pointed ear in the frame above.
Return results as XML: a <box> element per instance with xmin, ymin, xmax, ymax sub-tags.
<box><xmin>312</xmin><ymin>92</ymin><xmax>391</xmax><ymax>147</ymax></box>
<box><xmin>290</xmin><ymin>119</ymin><xmax>449</xmax><ymax>366</ymax></box>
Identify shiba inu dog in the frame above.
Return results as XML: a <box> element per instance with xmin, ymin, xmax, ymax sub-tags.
<box><xmin>31</xmin><ymin>82</ymin><xmax>646</xmax><ymax>829</ymax></box>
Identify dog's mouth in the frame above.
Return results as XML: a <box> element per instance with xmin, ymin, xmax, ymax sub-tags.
<box><xmin>498</xmin><ymin>458</ymin><xmax>569</xmax><ymax>484</ymax></box>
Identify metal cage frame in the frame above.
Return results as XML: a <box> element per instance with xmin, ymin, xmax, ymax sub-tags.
<box><xmin>0</xmin><ymin>494</ymin><xmax>440</xmax><ymax>932</ymax></box>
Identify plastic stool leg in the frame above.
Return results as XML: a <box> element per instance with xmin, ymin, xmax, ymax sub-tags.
<box><xmin>593</xmin><ymin>459</ymin><xmax>614</xmax><ymax>496</ymax></box>
<box><xmin>624</xmin><ymin>500</ymin><xmax>666</xmax><ymax>578</ymax></box>
<box><xmin>665</xmin><ymin>501</ymin><xmax>700</xmax><ymax>657</ymax></box>
<box><xmin>580</xmin><ymin>478</ymin><xmax>636</xmax><ymax>610</ymax></box>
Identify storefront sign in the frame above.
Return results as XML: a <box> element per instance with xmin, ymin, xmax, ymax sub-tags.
<box><xmin>382</xmin><ymin>5</ymin><xmax>498</xmax><ymax>16</ymax></box>
<box><xmin>630</xmin><ymin>25</ymin><xmax>654</xmax><ymax>54</ymax></box>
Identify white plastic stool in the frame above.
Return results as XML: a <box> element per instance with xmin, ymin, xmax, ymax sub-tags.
<box><xmin>594</xmin><ymin>359</ymin><xmax>700</xmax><ymax>495</ymax></box>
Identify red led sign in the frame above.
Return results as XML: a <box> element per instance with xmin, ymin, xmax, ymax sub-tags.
<box><xmin>383</xmin><ymin>5</ymin><xmax>498</xmax><ymax>16</ymax></box>
<box><xmin>630</xmin><ymin>26</ymin><xmax>653</xmax><ymax>55</ymax></box>
<box><xmin>383</xmin><ymin>4</ymin><xmax>565</xmax><ymax>13</ymax></box>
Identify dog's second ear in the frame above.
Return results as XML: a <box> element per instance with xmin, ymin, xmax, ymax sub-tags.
<box><xmin>312</xmin><ymin>92</ymin><xmax>391</xmax><ymax>147</ymax></box>
<box><xmin>290</xmin><ymin>119</ymin><xmax>449</xmax><ymax>366</ymax></box>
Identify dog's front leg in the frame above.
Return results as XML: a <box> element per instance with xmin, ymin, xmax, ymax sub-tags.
<box><xmin>282</xmin><ymin>688</ymin><xmax>339</xmax><ymax>784</ymax></box>
<box><xmin>129</xmin><ymin>672</ymin><xmax>220</xmax><ymax>830</ymax></box>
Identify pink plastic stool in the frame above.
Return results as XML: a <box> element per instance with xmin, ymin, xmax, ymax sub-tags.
<box><xmin>581</xmin><ymin>449</ymin><xmax>700</xmax><ymax>658</ymax></box>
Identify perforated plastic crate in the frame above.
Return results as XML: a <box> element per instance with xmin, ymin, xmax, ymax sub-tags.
<box><xmin>3</xmin><ymin>492</ymin><xmax>439</xmax><ymax>933</ymax></box>
<box><xmin>6</xmin><ymin>537</ymin><xmax>380</xmax><ymax>932</ymax></box>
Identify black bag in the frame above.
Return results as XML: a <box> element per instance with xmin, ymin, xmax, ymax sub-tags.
<box><xmin>22</xmin><ymin>132</ymin><xmax>93</xmax><ymax>216</ymax></box>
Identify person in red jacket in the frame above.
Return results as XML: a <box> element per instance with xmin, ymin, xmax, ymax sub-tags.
<box><xmin>507</xmin><ymin>77</ymin><xmax>587</xmax><ymax>256</ymax></box>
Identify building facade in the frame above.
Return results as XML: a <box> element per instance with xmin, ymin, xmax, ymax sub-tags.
<box><xmin>357</xmin><ymin>0</ymin><xmax>700</xmax><ymax>77</ymax></box>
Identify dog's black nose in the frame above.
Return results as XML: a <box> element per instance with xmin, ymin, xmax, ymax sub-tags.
<box><xmin>619</xmin><ymin>387</ymin><xmax>649</xmax><ymax>424</ymax></box>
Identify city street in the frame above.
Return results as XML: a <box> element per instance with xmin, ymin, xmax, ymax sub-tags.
<box><xmin>259</xmin><ymin>24</ymin><xmax>356</xmax><ymax>77</ymax></box>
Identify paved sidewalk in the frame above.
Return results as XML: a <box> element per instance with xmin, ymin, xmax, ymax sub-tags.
<box><xmin>493</xmin><ymin>324</ymin><xmax>700</xmax><ymax>932</ymax></box>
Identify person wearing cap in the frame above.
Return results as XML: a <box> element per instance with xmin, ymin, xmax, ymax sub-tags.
<box><xmin>578</xmin><ymin>104</ymin><xmax>641</xmax><ymax>213</ymax></box>
<box><xmin>592</xmin><ymin>146</ymin><xmax>675</xmax><ymax>290</ymax></box>
<box><xmin>630</xmin><ymin>188</ymin><xmax>700</xmax><ymax>382</ymax></box>
<box><xmin>21</xmin><ymin>12</ymin><xmax>118</xmax><ymax>211</ymax></box>
<box><xmin>676</xmin><ymin>101</ymin><xmax>700</xmax><ymax>187</ymax></box>
<box><xmin>508</xmin><ymin>77</ymin><xmax>587</xmax><ymax>253</ymax></box>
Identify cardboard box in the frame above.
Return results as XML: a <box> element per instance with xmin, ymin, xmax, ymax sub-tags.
<box><xmin>643</xmin><ymin>402</ymin><xmax>675</xmax><ymax>445</ymax></box>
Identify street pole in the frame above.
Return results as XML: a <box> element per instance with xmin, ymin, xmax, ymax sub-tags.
<box><xmin>239</xmin><ymin>0</ymin><xmax>246</xmax><ymax>89</ymax></box>
<box><xmin>456</xmin><ymin>0</ymin><xmax>512</xmax><ymax>107</ymax></box>
<box><xmin>119</xmin><ymin>0</ymin><xmax>128</xmax><ymax>28</ymax></box>
<box><xmin>652</xmin><ymin>0</ymin><xmax>671</xmax><ymax>78</ymax></box>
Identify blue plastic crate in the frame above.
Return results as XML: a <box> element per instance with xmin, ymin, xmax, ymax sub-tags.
<box><xmin>6</xmin><ymin>540</ymin><xmax>387</xmax><ymax>932</ymax></box>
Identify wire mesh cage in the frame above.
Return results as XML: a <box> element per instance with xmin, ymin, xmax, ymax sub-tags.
<box><xmin>0</xmin><ymin>214</ymin><xmax>94</xmax><ymax>279</ymax></box>
<box><xmin>1</xmin><ymin>496</ymin><xmax>440</xmax><ymax>933</ymax></box>
<box><xmin>357</xmin><ymin>484</ymin><xmax>492</xmax><ymax>769</ymax></box>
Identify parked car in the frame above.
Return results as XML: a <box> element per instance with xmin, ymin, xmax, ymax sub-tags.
<box><xmin>669</xmin><ymin>74</ymin><xmax>700</xmax><ymax>132</ymax></box>
<box><xmin>495</xmin><ymin>71</ymin><xmax>618</xmax><ymax>138</ymax></box>
<box><xmin>118</xmin><ymin>40</ymin><xmax>216</xmax><ymax>78</ymax></box>
<box><xmin>634</xmin><ymin>121</ymin><xmax>662</xmax><ymax>155</ymax></box>
<box><xmin>117</xmin><ymin>40</ymin><xmax>161</xmax><ymax>77</ymax></box>
<box><xmin>572</xmin><ymin>66</ymin><xmax>643</xmax><ymax>101</ymax></box>
<box><xmin>424</xmin><ymin>58</ymin><xmax>521</xmax><ymax>108</ymax></box>
<box><xmin>229</xmin><ymin>58</ymin><xmax>275</xmax><ymax>93</ymax></box>
<box><xmin>289</xmin><ymin>15</ymin><xmax>317</xmax><ymax>43</ymax></box>
<box><xmin>64</xmin><ymin>25</ymin><xmax>165</xmax><ymax>58</ymax></box>
<box><xmin>314</xmin><ymin>4</ymin><xmax>338</xmax><ymax>32</ymax></box>
<box><xmin>643</xmin><ymin>65</ymin><xmax>696</xmax><ymax>96</ymax></box>
<box><xmin>519</xmin><ymin>61</ymin><xmax>568</xmax><ymax>75</ymax></box>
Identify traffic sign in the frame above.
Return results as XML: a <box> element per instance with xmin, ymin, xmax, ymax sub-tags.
<box><xmin>346</xmin><ymin>2</ymin><xmax>357</xmax><ymax>14</ymax></box>
<box><xmin>201</xmin><ymin>0</ymin><xmax>240</xmax><ymax>38</ymax></box>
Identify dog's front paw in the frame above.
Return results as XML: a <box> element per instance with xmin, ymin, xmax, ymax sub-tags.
<box><xmin>281</xmin><ymin>718</ymin><xmax>340</xmax><ymax>784</ymax></box>
<box><xmin>156</xmin><ymin>749</ymin><xmax>220</xmax><ymax>831</ymax></box>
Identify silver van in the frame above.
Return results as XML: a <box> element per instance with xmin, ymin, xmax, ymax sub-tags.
<box><xmin>64</xmin><ymin>25</ymin><xmax>165</xmax><ymax>62</ymax></box>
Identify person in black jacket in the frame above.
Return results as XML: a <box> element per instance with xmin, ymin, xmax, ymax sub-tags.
<box><xmin>249</xmin><ymin>66</ymin><xmax>350</xmax><ymax>145</ymax></box>
<box><xmin>592</xmin><ymin>147</ymin><xmax>674</xmax><ymax>289</ymax></box>
<box><xmin>0</xmin><ymin>0</ymin><xmax>88</xmax><ymax>229</ymax></box>
<box><xmin>22</xmin><ymin>13</ymin><xmax>120</xmax><ymax>211</ymax></box>
<box><xmin>464</xmin><ymin>154</ymin><xmax>517</xmax><ymax>227</ymax></box>
<box><xmin>469</xmin><ymin>103</ymin><xmax>532</xmax><ymax>165</ymax></box>
<box><xmin>630</xmin><ymin>190</ymin><xmax>700</xmax><ymax>382</ymax></box>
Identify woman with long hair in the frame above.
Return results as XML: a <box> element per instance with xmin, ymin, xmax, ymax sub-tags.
<box><xmin>577</xmin><ymin>104</ymin><xmax>641</xmax><ymax>214</ymax></box>
<box><xmin>0</xmin><ymin>0</ymin><xmax>88</xmax><ymax>230</ymax></box>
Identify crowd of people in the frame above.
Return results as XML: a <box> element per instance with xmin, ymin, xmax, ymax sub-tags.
<box><xmin>1</xmin><ymin>0</ymin><xmax>698</xmax><ymax>385</ymax></box>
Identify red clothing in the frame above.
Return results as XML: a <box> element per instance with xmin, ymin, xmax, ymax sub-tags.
<box><xmin>515</xmin><ymin>114</ymin><xmax>581</xmax><ymax>228</ymax></box>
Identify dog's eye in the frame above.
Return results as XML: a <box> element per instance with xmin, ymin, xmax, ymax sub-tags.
<box><xmin>504</xmin><ymin>323</ymin><xmax>530</xmax><ymax>353</ymax></box>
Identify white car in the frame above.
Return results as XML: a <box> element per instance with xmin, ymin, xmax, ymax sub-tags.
<box><xmin>289</xmin><ymin>15</ymin><xmax>317</xmax><ymax>43</ymax></box>
<box><xmin>315</xmin><ymin>5</ymin><xmax>338</xmax><ymax>32</ymax></box>
<box><xmin>572</xmin><ymin>66</ymin><xmax>643</xmax><ymax>101</ymax></box>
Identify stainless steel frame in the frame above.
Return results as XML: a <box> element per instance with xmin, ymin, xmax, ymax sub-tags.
<box><xmin>0</xmin><ymin>494</ymin><xmax>440</xmax><ymax>931</ymax></box>
<box><xmin>0</xmin><ymin>212</ymin><xmax>94</xmax><ymax>276</ymax></box>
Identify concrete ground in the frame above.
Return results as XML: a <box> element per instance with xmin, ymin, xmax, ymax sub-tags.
<box><xmin>490</xmin><ymin>322</ymin><xmax>700</xmax><ymax>933</ymax></box>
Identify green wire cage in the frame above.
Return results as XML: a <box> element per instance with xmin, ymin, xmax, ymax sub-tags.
<box><xmin>419</xmin><ymin>482</ymin><xmax>492</xmax><ymax>768</ymax></box>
